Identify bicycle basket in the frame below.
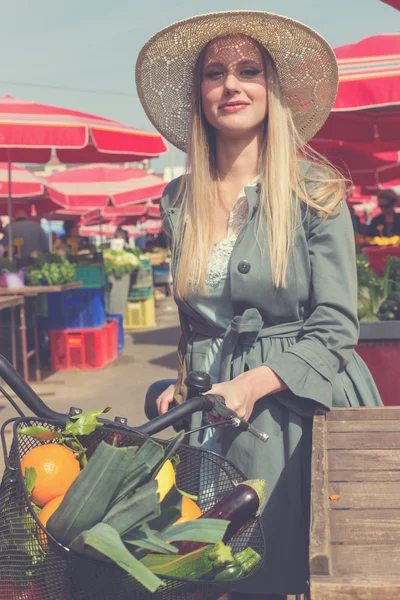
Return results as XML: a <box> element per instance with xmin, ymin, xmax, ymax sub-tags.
<box><xmin>0</xmin><ymin>417</ymin><xmax>266</xmax><ymax>600</ymax></box>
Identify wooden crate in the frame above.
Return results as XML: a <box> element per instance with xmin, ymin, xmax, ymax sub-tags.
<box><xmin>310</xmin><ymin>407</ymin><xmax>400</xmax><ymax>600</ymax></box>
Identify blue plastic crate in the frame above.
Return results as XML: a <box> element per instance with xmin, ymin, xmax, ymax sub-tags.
<box><xmin>107</xmin><ymin>313</ymin><xmax>124</xmax><ymax>354</ymax></box>
<box><xmin>47</xmin><ymin>288</ymin><xmax>106</xmax><ymax>330</ymax></box>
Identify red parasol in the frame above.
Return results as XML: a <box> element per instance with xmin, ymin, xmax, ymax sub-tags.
<box><xmin>381</xmin><ymin>0</ymin><xmax>400</xmax><ymax>9</ymax></box>
<box><xmin>0</xmin><ymin>95</ymin><xmax>167</xmax><ymax>258</ymax></box>
<box><xmin>313</xmin><ymin>34</ymin><xmax>400</xmax><ymax>152</ymax></box>
<box><xmin>0</xmin><ymin>163</ymin><xmax>62</xmax><ymax>216</ymax></box>
<box><xmin>325</xmin><ymin>148</ymin><xmax>400</xmax><ymax>185</ymax></box>
<box><xmin>0</xmin><ymin>96</ymin><xmax>167</xmax><ymax>163</ymax></box>
<box><xmin>44</xmin><ymin>164</ymin><xmax>166</xmax><ymax>210</ymax></box>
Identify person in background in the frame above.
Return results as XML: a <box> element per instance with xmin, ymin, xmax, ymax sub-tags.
<box><xmin>1</xmin><ymin>208</ymin><xmax>49</xmax><ymax>258</ymax></box>
<box><xmin>367</xmin><ymin>189</ymin><xmax>400</xmax><ymax>237</ymax></box>
<box><xmin>54</xmin><ymin>220</ymin><xmax>84</xmax><ymax>255</ymax></box>
<box><xmin>348</xmin><ymin>203</ymin><xmax>361</xmax><ymax>234</ymax></box>
<box><xmin>114</xmin><ymin>226</ymin><xmax>130</xmax><ymax>247</ymax></box>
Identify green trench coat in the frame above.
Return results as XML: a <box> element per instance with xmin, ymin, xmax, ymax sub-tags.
<box><xmin>161</xmin><ymin>174</ymin><xmax>382</xmax><ymax>596</ymax></box>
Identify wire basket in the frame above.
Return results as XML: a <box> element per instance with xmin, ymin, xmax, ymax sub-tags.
<box><xmin>0</xmin><ymin>417</ymin><xmax>265</xmax><ymax>600</ymax></box>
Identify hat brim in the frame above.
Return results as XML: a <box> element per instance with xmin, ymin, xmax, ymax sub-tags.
<box><xmin>135</xmin><ymin>10</ymin><xmax>338</xmax><ymax>152</ymax></box>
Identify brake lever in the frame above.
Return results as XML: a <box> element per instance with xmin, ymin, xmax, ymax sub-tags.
<box><xmin>205</xmin><ymin>394</ymin><xmax>269</xmax><ymax>443</ymax></box>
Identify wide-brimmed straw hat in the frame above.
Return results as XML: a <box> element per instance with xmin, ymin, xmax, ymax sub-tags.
<box><xmin>135</xmin><ymin>11</ymin><xmax>338</xmax><ymax>152</ymax></box>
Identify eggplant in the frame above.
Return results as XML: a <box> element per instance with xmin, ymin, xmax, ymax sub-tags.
<box><xmin>176</xmin><ymin>479</ymin><xmax>266</xmax><ymax>554</ymax></box>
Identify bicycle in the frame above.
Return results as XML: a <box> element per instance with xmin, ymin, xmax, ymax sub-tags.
<box><xmin>0</xmin><ymin>357</ymin><xmax>268</xmax><ymax>600</ymax></box>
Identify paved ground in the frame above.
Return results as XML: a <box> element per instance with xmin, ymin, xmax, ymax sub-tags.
<box><xmin>0</xmin><ymin>296</ymin><xmax>180</xmax><ymax>474</ymax></box>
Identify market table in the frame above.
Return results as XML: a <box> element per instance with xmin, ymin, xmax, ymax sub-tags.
<box><xmin>0</xmin><ymin>296</ymin><xmax>24</xmax><ymax>377</ymax></box>
<box><xmin>310</xmin><ymin>406</ymin><xmax>400</xmax><ymax>599</ymax></box>
<box><xmin>0</xmin><ymin>283</ymin><xmax>82</xmax><ymax>382</ymax></box>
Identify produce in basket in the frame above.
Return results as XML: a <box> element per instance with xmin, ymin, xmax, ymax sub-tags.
<box><xmin>175</xmin><ymin>479</ymin><xmax>266</xmax><ymax>554</ymax></box>
<box><xmin>174</xmin><ymin>496</ymin><xmax>202</xmax><ymax>524</ymax></box>
<box><xmin>39</xmin><ymin>495</ymin><xmax>65</xmax><ymax>529</ymax></box>
<box><xmin>155</xmin><ymin>458</ymin><xmax>175</xmax><ymax>501</ymax></box>
<box><xmin>45</xmin><ymin>433</ymin><xmax>231</xmax><ymax>592</ymax></box>
<box><xmin>20</xmin><ymin>444</ymin><xmax>80</xmax><ymax>506</ymax></box>
<box><xmin>18</xmin><ymin>409</ymin><xmax>265</xmax><ymax>593</ymax></box>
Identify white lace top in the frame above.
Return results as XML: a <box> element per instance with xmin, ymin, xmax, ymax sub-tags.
<box><xmin>205</xmin><ymin>178</ymin><xmax>257</xmax><ymax>288</ymax></box>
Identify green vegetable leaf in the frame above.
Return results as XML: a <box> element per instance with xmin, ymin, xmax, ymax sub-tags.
<box><xmin>47</xmin><ymin>442</ymin><xmax>137</xmax><ymax>545</ymax></box>
<box><xmin>24</xmin><ymin>467</ymin><xmax>37</xmax><ymax>495</ymax></box>
<box><xmin>31</xmin><ymin>502</ymin><xmax>42</xmax><ymax>516</ymax></box>
<box><xmin>148</xmin><ymin>486</ymin><xmax>182</xmax><ymax>532</ymax></box>
<box><xmin>64</xmin><ymin>407</ymin><xmax>111</xmax><ymax>436</ymax></box>
<box><xmin>153</xmin><ymin>430</ymin><xmax>185</xmax><ymax>477</ymax></box>
<box><xmin>17</xmin><ymin>426</ymin><xmax>60</xmax><ymax>441</ymax></box>
<box><xmin>177</xmin><ymin>488</ymin><xmax>198</xmax><ymax>502</ymax></box>
<box><xmin>111</xmin><ymin>439</ymin><xmax>164</xmax><ymax>507</ymax></box>
<box><xmin>69</xmin><ymin>523</ymin><xmax>164</xmax><ymax>593</ymax></box>
<box><xmin>124</xmin><ymin>524</ymin><xmax>178</xmax><ymax>555</ymax></box>
<box><xmin>103</xmin><ymin>481</ymin><xmax>160</xmax><ymax>536</ymax></box>
<box><xmin>161</xmin><ymin>519</ymin><xmax>229</xmax><ymax>544</ymax></box>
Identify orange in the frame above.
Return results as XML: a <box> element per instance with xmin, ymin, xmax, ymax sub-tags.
<box><xmin>21</xmin><ymin>444</ymin><xmax>80</xmax><ymax>506</ymax></box>
<box><xmin>38</xmin><ymin>494</ymin><xmax>65</xmax><ymax>529</ymax></box>
<box><xmin>175</xmin><ymin>496</ymin><xmax>202</xmax><ymax>525</ymax></box>
<box><xmin>155</xmin><ymin>459</ymin><xmax>176</xmax><ymax>501</ymax></box>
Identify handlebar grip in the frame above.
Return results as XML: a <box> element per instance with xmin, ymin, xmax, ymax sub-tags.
<box><xmin>241</xmin><ymin>421</ymin><xmax>269</xmax><ymax>443</ymax></box>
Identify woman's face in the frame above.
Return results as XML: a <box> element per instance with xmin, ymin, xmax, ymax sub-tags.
<box><xmin>200</xmin><ymin>35</ymin><xmax>268</xmax><ymax>140</ymax></box>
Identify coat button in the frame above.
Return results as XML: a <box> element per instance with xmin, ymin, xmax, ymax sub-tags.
<box><xmin>238</xmin><ymin>260</ymin><xmax>251</xmax><ymax>274</ymax></box>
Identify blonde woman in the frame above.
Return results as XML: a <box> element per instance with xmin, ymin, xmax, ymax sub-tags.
<box><xmin>137</xmin><ymin>11</ymin><xmax>382</xmax><ymax>599</ymax></box>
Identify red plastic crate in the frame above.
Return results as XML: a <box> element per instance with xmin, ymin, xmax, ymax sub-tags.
<box><xmin>50</xmin><ymin>319</ymin><xmax>118</xmax><ymax>371</ymax></box>
<box><xmin>362</xmin><ymin>246</ymin><xmax>400</xmax><ymax>276</ymax></box>
<box><xmin>105</xmin><ymin>318</ymin><xmax>118</xmax><ymax>363</ymax></box>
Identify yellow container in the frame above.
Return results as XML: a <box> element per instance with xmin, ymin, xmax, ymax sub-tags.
<box><xmin>123</xmin><ymin>297</ymin><xmax>156</xmax><ymax>330</ymax></box>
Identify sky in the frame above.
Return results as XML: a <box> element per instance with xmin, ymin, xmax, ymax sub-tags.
<box><xmin>1</xmin><ymin>0</ymin><xmax>399</xmax><ymax>170</ymax></box>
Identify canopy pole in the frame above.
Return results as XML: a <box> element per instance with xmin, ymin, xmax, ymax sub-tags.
<box><xmin>7</xmin><ymin>152</ymin><xmax>13</xmax><ymax>261</ymax></box>
<box><xmin>7</xmin><ymin>152</ymin><xmax>17</xmax><ymax>370</ymax></box>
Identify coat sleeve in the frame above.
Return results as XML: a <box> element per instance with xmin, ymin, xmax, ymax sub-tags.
<box><xmin>159</xmin><ymin>177</ymin><xmax>183</xmax><ymax>239</ymax></box>
<box><xmin>265</xmin><ymin>201</ymin><xmax>359</xmax><ymax>415</ymax></box>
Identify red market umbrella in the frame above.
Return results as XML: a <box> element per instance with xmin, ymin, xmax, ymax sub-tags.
<box><xmin>326</xmin><ymin>148</ymin><xmax>400</xmax><ymax>185</ymax></box>
<box><xmin>44</xmin><ymin>164</ymin><xmax>166</xmax><ymax>210</ymax></box>
<box><xmin>381</xmin><ymin>0</ymin><xmax>400</xmax><ymax>9</ymax></box>
<box><xmin>79</xmin><ymin>223</ymin><xmax>141</xmax><ymax>239</ymax></box>
<box><xmin>0</xmin><ymin>96</ymin><xmax>167</xmax><ymax>164</ymax></box>
<box><xmin>313</xmin><ymin>34</ymin><xmax>400</xmax><ymax>152</ymax></box>
<box><xmin>0</xmin><ymin>163</ymin><xmax>61</xmax><ymax>216</ymax></box>
<box><xmin>0</xmin><ymin>95</ymin><xmax>167</xmax><ymax>258</ymax></box>
<box><xmin>361</xmin><ymin>178</ymin><xmax>400</xmax><ymax>194</ymax></box>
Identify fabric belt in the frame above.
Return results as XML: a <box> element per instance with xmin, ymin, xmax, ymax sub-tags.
<box><xmin>187</xmin><ymin>308</ymin><xmax>303</xmax><ymax>382</ymax></box>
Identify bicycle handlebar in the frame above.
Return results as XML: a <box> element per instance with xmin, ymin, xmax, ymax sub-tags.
<box><xmin>0</xmin><ymin>355</ymin><xmax>269</xmax><ymax>443</ymax></box>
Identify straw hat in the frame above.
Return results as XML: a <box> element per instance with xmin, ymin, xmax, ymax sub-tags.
<box><xmin>135</xmin><ymin>11</ymin><xmax>338</xmax><ymax>152</ymax></box>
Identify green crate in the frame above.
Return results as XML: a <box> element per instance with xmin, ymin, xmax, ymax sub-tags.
<box><xmin>128</xmin><ymin>286</ymin><xmax>154</xmax><ymax>300</ymax></box>
<box><xmin>131</xmin><ymin>266</ymin><xmax>153</xmax><ymax>289</ymax></box>
<box><xmin>139</xmin><ymin>257</ymin><xmax>152</xmax><ymax>269</ymax></box>
<box><xmin>74</xmin><ymin>265</ymin><xmax>106</xmax><ymax>289</ymax></box>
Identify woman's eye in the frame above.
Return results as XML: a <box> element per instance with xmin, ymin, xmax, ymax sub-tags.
<box><xmin>204</xmin><ymin>70</ymin><xmax>224</xmax><ymax>80</ymax></box>
<box><xmin>241</xmin><ymin>68</ymin><xmax>262</xmax><ymax>77</ymax></box>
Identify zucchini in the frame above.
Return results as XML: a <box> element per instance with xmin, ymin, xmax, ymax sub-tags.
<box><xmin>141</xmin><ymin>554</ymin><xmax>179</xmax><ymax>568</ymax></box>
<box><xmin>147</xmin><ymin>545</ymin><xmax>215</xmax><ymax>579</ymax></box>
<box><xmin>143</xmin><ymin>541</ymin><xmax>235</xmax><ymax>580</ymax></box>
<box><xmin>214</xmin><ymin>563</ymin><xmax>243</xmax><ymax>581</ymax></box>
<box><xmin>233</xmin><ymin>547</ymin><xmax>262</xmax><ymax>574</ymax></box>
<box><xmin>210</xmin><ymin>547</ymin><xmax>262</xmax><ymax>582</ymax></box>
<box><xmin>176</xmin><ymin>479</ymin><xmax>266</xmax><ymax>554</ymax></box>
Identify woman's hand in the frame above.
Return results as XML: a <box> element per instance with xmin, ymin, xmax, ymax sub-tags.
<box><xmin>209</xmin><ymin>366</ymin><xmax>286</xmax><ymax>422</ymax></box>
<box><xmin>156</xmin><ymin>384</ymin><xmax>176</xmax><ymax>415</ymax></box>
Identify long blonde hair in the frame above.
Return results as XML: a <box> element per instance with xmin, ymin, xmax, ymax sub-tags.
<box><xmin>171</xmin><ymin>41</ymin><xmax>347</xmax><ymax>299</ymax></box>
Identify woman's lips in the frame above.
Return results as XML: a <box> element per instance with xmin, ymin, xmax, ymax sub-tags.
<box><xmin>219</xmin><ymin>103</ymin><xmax>249</xmax><ymax>113</ymax></box>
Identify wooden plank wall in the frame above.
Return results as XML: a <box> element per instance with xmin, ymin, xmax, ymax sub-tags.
<box><xmin>310</xmin><ymin>408</ymin><xmax>400</xmax><ymax>600</ymax></box>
